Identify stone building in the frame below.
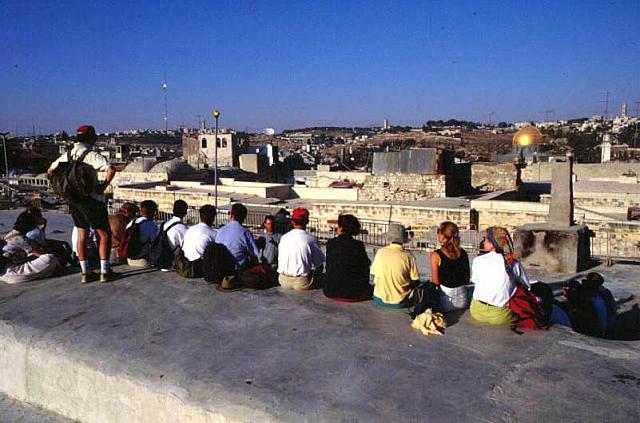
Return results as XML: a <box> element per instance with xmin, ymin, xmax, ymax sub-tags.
<box><xmin>182</xmin><ymin>130</ymin><xmax>247</xmax><ymax>169</ymax></box>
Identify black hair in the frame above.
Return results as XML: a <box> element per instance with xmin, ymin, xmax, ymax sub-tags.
<box><xmin>337</xmin><ymin>214</ymin><xmax>361</xmax><ymax>237</ymax></box>
<box><xmin>263</xmin><ymin>215</ymin><xmax>275</xmax><ymax>224</ymax></box>
<box><xmin>140</xmin><ymin>200</ymin><xmax>158</xmax><ymax>216</ymax></box>
<box><xmin>200</xmin><ymin>204</ymin><xmax>216</xmax><ymax>225</ymax></box>
<box><xmin>173</xmin><ymin>200</ymin><xmax>188</xmax><ymax>218</ymax></box>
<box><xmin>230</xmin><ymin>203</ymin><xmax>248</xmax><ymax>223</ymax></box>
<box><xmin>14</xmin><ymin>211</ymin><xmax>38</xmax><ymax>235</ymax></box>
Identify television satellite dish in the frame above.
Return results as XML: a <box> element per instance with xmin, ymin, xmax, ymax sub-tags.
<box><xmin>263</xmin><ymin>127</ymin><xmax>275</xmax><ymax>136</ymax></box>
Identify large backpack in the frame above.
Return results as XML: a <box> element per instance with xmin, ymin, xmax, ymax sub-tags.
<box><xmin>49</xmin><ymin>149</ymin><xmax>97</xmax><ymax>199</ymax></box>
<box><xmin>508</xmin><ymin>283</ymin><xmax>551</xmax><ymax>332</ymax></box>
<box><xmin>118</xmin><ymin>219</ymin><xmax>147</xmax><ymax>260</ymax></box>
<box><xmin>144</xmin><ymin>220</ymin><xmax>185</xmax><ymax>269</ymax></box>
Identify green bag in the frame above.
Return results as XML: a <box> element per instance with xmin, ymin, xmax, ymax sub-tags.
<box><xmin>173</xmin><ymin>250</ymin><xmax>202</xmax><ymax>278</ymax></box>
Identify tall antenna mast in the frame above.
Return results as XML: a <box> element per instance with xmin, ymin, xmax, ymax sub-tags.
<box><xmin>162</xmin><ymin>73</ymin><xmax>168</xmax><ymax>133</ymax></box>
<box><xmin>600</xmin><ymin>90</ymin><xmax>610</xmax><ymax>120</ymax></box>
<box><xmin>634</xmin><ymin>101</ymin><xmax>640</xmax><ymax>118</ymax></box>
<box><xmin>486</xmin><ymin>111</ymin><xmax>495</xmax><ymax>126</ymax></box>
<box><xmin>544</xmin><ymin>109</ymin><xmax>555</xmax><ymax>121</ymax></box>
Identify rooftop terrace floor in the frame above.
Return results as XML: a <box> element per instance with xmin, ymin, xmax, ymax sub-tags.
<box><xmin>0</xmin><ymin>211</ymin><xmax>639</xmax><ymax>422</ymax></box>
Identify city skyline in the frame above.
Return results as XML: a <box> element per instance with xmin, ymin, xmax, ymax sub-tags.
<box><xmin>1</xmin><ymin>0</ymin><xmax>639</xmax><ymax>134</ymax></box>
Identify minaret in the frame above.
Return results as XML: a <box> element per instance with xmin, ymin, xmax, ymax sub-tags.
<box><xmin>601</xmin><ymin>134</ymin><xmax>612</xmax><ymax>163</ymax></box>
<box><xmin>622</xmin><ymin>102</ymin><xmax>628</xmax><ymax>119</ymax></box>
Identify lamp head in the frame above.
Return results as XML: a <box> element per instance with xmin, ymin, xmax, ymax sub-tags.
<box><xmin>213</xmin><ymin>110</ymin><xmax>220</xmax><ymax>119</ymax></box>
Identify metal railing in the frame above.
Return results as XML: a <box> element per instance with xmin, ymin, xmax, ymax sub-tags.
<box><xmin>108</xmin><ymin>200</ymin><xmax>639</xmax><ymax>261</ymax></box>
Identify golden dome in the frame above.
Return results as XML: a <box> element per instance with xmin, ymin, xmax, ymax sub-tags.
<box><xmin>513</xmin><ymin>126</ymin><xmax>544</xmax><ymax>146</ymax></box>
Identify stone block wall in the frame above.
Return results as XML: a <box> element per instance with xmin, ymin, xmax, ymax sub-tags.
<box><xmin>358</xmin><ymin>174</ymin><xmax>447</xmax><ymax>202</ymax></box>
<box><xmin>471</xmin><ymin>163</ymin><xmax>517</xmax><ymax>191</ymax></box>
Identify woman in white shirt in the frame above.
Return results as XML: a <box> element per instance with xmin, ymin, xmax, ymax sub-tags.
<box><xmin>470</xmin><ymin>226</ymin><xmax>531</xmax><ymax>325</ymax></box>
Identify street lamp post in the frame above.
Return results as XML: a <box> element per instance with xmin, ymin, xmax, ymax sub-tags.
<box><xmin>212</xmin><ymin>109</ymin><xmax>220</xmax><ymax>214</ymax></box>
<box><xmin>0</xmin><ymin>132</ymin><xmax>9</xmax><ymax>179</ymax></box>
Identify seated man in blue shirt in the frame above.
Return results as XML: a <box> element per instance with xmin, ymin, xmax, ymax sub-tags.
<box><xmin>215</xmin><ymin>203</ymin><xmax>260</xmax><ymax>270</ymax></box>
<box><xmin>127</xmin><ymin>200</ymin><xmax>160</xmax><ymax>268</ymax></box>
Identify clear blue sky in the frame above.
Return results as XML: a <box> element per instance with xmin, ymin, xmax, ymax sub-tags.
<box><xmin>1</xmin><ymin>0</ymin><xmax>639</xmax><ymax>134</ymax></box>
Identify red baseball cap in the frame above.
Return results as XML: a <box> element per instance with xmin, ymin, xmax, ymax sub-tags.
<box><xmin>291</xmin><ymin>207</ymin><xmax>309</xmax><ymax>221</ymax></box>
<box><xmin>77</xmin><ymin>125</ymin><xmax>97</xmax><ymax>136</ymax></box>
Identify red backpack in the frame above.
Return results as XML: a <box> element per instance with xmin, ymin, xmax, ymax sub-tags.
<box><xmin>508</xmin><ymin>285</ymin><xmax>550</xmax><ymax>332</ymax></box>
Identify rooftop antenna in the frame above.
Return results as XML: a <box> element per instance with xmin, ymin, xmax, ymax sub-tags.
<box><xmin>600</xmin><ymin>90</ymin><xmax>610</xmax><ymax>119</ymax></box>
<box><xmin>543</xmin><ymin>109</ymin><xmax>555</xmax><ymax>121</ymax></box>
<box><xmin>162</xmin><ymin>73</ymin><xmax>168</xmax><ymax>133</ymax></box>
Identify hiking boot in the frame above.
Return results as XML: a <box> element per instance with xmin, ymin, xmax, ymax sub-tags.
<box><xmin>99</xmin><ymin>270</ymin><xmax>120</xmax><ymax>283</ymax></box>
<box><xmin>80</xmin><ymin>273</ymin><xmax>95</xmax><ymax>284</ymax></box>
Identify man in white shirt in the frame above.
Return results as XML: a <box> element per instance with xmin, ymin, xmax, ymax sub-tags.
<box><xmin>277</xmin><ymin>208</ymin><xmax>325</xmax><ymax>290</ymax></box>
<box><xmin>182</xmin><ymin>204</ymin><xmax>217</xmax><ymax>264</ymax></box>
<box><xmin>48</xmin><ymin>125</ymin><xmax>116</xmax><ymax>283</ymax></box>
<box><xmin>162</xmin><ymin>200</ymin><xmax>189</xmax><ymax>252</ymax></box>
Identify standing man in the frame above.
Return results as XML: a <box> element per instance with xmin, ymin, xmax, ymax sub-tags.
<box><xmin>215</xmin><ymin>203</ymin><xmax>260</xmax><ymax>270</ymax></box>
<box><xmin>277</xmin><ymin>208</ymin><xmax>325</xmax><ymax>290</ymax></box>
<box><xmin>48</xmin><ymin>125</ymin><xmax>116</xmax><ymax>283</ymax></box>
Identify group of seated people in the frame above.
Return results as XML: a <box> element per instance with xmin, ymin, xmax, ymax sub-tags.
<box><xmin>0</xmin><ymin>201</ymin><xmax>618</xmax><ymax>335</ymax></box>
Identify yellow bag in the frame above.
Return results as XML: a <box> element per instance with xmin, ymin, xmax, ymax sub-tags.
<box><xmin>411</xmin><ymin>309</ymin><xmax>447</xmax><ymax>336</ymax></box>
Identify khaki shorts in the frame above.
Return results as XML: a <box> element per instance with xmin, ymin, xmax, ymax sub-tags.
<box><xmin>279</xmin><ymin>274</ymin><xmax>314</xmax><ymax>291</ymax></box>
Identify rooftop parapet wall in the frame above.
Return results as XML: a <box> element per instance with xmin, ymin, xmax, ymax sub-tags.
<box><xmin>522</xmin><ymin>162</ymin><xmax>640</xmax><ymax>182</ymax></box>
<box><xmin>312</xmin><ymin>201</ymin><xmax>474</xmax><ymax>232</ymax></box>
<box><xmin>113</xmin><ymin>185</ymin><xmax>232</xmax><ymax>211</ymax></box>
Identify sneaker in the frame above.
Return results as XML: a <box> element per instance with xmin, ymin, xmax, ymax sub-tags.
<box><xmin>99</xmin><ymin>270</ymin><xmax>121</xmax><ymax>283</ymax></box>
<box><xmin>80</xmin><ymin>273</ymin><xmax>94</xmax><ymax>284</ymax></box>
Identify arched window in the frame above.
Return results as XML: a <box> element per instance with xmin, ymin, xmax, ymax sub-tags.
<box><xmin>216</xmin><ymin>138</ymin><xmax>221</xmax><ymax>148</ymax></box>
<box><xmin>222</xmin><ymin>139</ymin><xmax>228</xmax><ymax>148</ymax></box>
<box><xmin>201</xmin><ymin>138</ymin><xmax>207</xmax><ymax>148</ymax></box>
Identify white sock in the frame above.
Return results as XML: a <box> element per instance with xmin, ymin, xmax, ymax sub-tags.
<box><xmin>80</xmin><ymin>260</ymin><xmax>89</xmax><ymax>274</ymax></box>
<box><xmin>100</xmin><ymin>260</ymin><xmax>110</xmax><ymax>274</ymax></box>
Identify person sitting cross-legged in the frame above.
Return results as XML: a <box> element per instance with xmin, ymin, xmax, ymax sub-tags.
<box><xmin>0</xmin><ymin>212</ymin><xmax>60</xmax><ymax>284</ymax></box>
<box><xmin>469</xmin><ymin>227</ymin><xmax>530</xmax><ymax>326</ymax></box>
<box><xmin>370</xmin><ymin>224</ymin><xmax>420</xmax><ymax>308</ymax></box>
<box><xmin>126</xmin><ymin>200</ymin><xmax>160</xmax><ymax>268</ymax></box>
<box><xmin>157</xmin><ymin>200</ymin><xmax>189</xmax><ymax>271</ymax></box>
<box><xmin>215</xmin><ymin>203</ymin><xmax>260</xmax><ymax>270</ymax></box>
<box><xmin>109</xmin><ymin>202</ymin><xmax>138</xmax><ymax>264</ymax></box>
<box><xmin>430</xmin><ymin>221</ymin><xmax>470</xmax><ymax>311</ymax></box>
<box><xmin>323</xmin><ymin>214</ymin><xmax>372</xmax><ymax>302</ymax></box>
<box><xmin>178</xmin><ymin>204</ymin><xmax>217</xmax><ymax>278</ymax></box>
<box><xmin>256</xmin><ymin>215</ymin><xmax>281</xmax><ymax>270</ymax></box>
<box><xmin>277</xmin><ymin>208</ymin><xmax>325</xmax><ymax>290</ymax></box>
